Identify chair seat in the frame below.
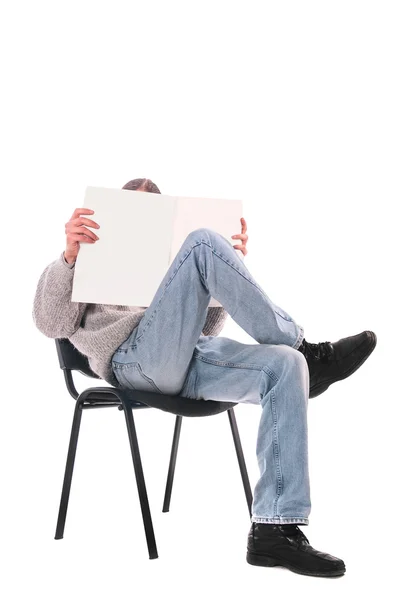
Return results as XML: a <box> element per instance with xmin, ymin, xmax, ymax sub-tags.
<box><xmin>81</xmin><ymin>386</ymin><xmax>237</xmax><ymax>417</ymax></box>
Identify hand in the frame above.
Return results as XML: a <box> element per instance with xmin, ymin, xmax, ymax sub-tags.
<box><xmin>231</xmin><ymin>217</ymin><xmax>249</xmax><ymax>257</ymax></box>
<box><xmin>64</xmin><ymin>208</ymin><xmax>100</xmax><ymax>264</ymax></box>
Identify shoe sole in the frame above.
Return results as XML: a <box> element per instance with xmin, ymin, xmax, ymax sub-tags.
<box><xmin>310</xmin><ymin>331</ymin><xmax>377</xmax><ymax>398</ymax></box>
<box><xmin>246</xmin><ymin>551</ymin><xmax>346</xmax><ymax>577</ymax></box>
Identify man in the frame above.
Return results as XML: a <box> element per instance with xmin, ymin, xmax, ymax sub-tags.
<box><xmin>32</xmin><ymin>178</ymin><xmax>376</xmax><ymax>577</ymax></box>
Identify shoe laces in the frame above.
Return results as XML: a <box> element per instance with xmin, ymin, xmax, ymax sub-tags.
<box><xmin>280</xmin><ymin>524</ymin><xmax>310</xmax><ymax>544</ymax></box>
<box><xmin>300</xmin><ymin>339</ymin><xmax>333</xmax><ymax>364</ymax></box>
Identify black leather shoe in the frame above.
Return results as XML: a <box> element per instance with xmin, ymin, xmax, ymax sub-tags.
<box><xmin>297</xmin><ymin>330</ymin><xmax>377</xmax><ymax>398</ymax></box>
<box><xmin>246</xmin><ymin>523</ymin><xmax>346</xmax><ymax>577</ymax></box>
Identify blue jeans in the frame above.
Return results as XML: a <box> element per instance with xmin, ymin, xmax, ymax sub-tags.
<box><xmin>111</xmin><ymin>228</ymin><xmax>310</xmax><ymax>525</ymax></box>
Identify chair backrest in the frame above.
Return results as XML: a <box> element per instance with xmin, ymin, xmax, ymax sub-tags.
<box><xmin>55</xmin><ymin>338</ymin><xmax>100</xmax><ymax>379</ymax></box>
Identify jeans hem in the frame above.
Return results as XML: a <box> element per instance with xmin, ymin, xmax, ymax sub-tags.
<box><xmin>251</xmin><ymin>516</ymin><xmax>309</xmax><ymax>525</ymax></box>
<box><xmin>292</xmin><ymin>325</ymin><xmax>305</xmax><ymax>350</ymax></box>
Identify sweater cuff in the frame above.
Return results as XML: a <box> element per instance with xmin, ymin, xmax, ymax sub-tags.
<box><xmin>61</xmin><ymin>252</ymin><xmax>76</xmax><ymax>269</ymax></box>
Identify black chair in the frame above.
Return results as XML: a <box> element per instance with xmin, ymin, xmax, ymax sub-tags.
<box><xmin>54</xmin><ymin>338</ymin><xmax>253</xmax><ymax>559</ymax></box>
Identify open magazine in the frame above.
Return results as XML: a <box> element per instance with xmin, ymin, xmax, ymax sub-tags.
<box><xmin>71</xmin><ymin>186</ymin><xmax>244</xmax><ymax>307</ymax></box>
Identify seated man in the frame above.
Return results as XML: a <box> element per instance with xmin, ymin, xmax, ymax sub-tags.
<box><xmin>32</xmin><ymin>177</ymin><xmax>376</xmax><ymax>578</ymax></box>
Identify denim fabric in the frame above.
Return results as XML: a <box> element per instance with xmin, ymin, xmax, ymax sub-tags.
<box><xmin>112</xmin><ymin>228</ymin><xmax>310</xmax><ymax>525</ymax></box>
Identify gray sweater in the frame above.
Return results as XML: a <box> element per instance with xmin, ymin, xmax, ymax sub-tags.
<box><xmin>32</xmin><ymin>251</ymin><xmax>229</xmax><ymax>387</ymax></box>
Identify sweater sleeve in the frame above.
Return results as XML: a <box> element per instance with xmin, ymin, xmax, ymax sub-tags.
<box><xmin>201</xmin><ymin>306</ymin><xmax>229</xmax><ymax>337</ymax></box>
<box><xmin>32</xmin><ymin>252</ymin><xmax>88</xmax><ymax>338</ymax></box>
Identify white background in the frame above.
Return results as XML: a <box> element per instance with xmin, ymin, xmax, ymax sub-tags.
<box><xmin>1</xmin><ymin>0</ymin><xmax>396</xmax><ymax>597</ymax></box>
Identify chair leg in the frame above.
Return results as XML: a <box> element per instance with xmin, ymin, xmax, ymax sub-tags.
<box><xmin>162</xmin><ymin>415</ymin><xmax>183</xmax><ymax>513</ymax></box>
<box><xmin>227</xmin><ymin>407</ymin><xmax>253</xmax><ymax>518</ymax></box>
<box><xmin>122</xmin><ymin>401</ymin><xmax>158</xmax><ymax>560</ymax></box>
<box><xmin>55</xmin><ymin>398</ymin><xmax>84</xmax><ymax>540</ymax></box>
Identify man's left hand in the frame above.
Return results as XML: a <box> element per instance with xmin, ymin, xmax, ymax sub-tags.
<box><xmin>231</xmin><ymin>217</ymin><xmax>249</xmax><ymax>257</ymax></box>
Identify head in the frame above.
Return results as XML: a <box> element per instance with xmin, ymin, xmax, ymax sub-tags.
<box><xmin>122</xmin><ymin>178</ymin><xmax>161</xmax><ymax>194</ymax></box>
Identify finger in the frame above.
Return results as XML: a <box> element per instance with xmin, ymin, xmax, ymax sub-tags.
<box><xmin>66</xmin><ymin>218</ymin><xmax>100</xmax><ymax>234</ymax></box>
<box><xmin>67</xmin><ymin>233</ymin><xmax>96</xmax><ymax>243</ymax></box>
<box><xmin>233</xmin><ymin>245</ymin><xmax>248</xmax><ymax>256</ymax></box>
<box><xmin>241</xmin><ymin>217</ymin><xmax>247</xmax><ymax>233</ymax></box>
<box><xmin>72</xmin><ymin>217</ymin><xmax>100</xmax><ymax>229</ymax></box>
<box><xmin>71</xmin><ymin>207</ymin><xmax>95</xmax><ymax>220</ymax></box>
<box><xmin>68</xmin><ymin>226</ymin><xmax>99</xmax><ymax>241</ymax></box>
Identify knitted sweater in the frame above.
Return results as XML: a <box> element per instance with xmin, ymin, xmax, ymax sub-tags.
<box><xmin>32</xmin><ymin>251</ymin><xmax>229</xmax><ymax>387</ymax></box>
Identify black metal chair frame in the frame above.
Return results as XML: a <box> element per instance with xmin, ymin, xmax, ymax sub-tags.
<box><xmin>54</xmin><ymin>338</ymin><xmax>253</xmax><ymax>559</ymax></box>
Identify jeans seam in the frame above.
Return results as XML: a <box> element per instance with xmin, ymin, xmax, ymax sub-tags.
<box><xmin>252</xmin><ymin>517</ymin><xmax>309</xmax><ymax>524</ymax></box>
<box><xmin>270</xmin><ymin>387</ymin><xmax>283</xmax><ymax>518</ymax></box>
<box><xmin>192</xmin><ymin>352</ymin><xmax>279</xmax><ymax>384</ymax></box>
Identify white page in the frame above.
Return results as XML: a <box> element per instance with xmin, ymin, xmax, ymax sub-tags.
<box><xmin>71</xmin><ymin>187</ymin><xmax>176</xmax><ymax>306</ymax></box>
<box><xmin>72</xmin><ymin>186</ymin><xmax>243</xmax><ymax>307</ymax></box>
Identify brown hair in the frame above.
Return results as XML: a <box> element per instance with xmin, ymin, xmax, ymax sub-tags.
<box><xmin>122</xmin><ymin>178</ymin><xmax>161</xmax><ymax>194</ymax></box>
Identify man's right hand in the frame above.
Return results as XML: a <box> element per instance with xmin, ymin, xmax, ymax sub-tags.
<box><xmin>64</xmin><ymin>208</ymin><xmax>100</xmax><ymax>264</ymax></box>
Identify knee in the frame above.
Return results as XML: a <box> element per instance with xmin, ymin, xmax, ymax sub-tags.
<box><xmin>285</xmin><ymin>345</ymin><xmax>308</xmax><ymax>370</ymax></box>
<box><xmin>265</xmin><ymin>345</ymin><xmax>309</xmax><ymax>400</ymax></box>
<box><xmin>271</xmin><ymin>345</ymin><xmax>309</xmax><ymax>379</ymax></box>
<box><xmin>186</xmin><ymin>227</ymin><xmax>214</xmax><ymax>244</ymax></box>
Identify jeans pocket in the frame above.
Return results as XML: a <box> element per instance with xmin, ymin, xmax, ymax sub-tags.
<box><xmin>113</xmin><ymin>361</ymin><xmax>165</xmax><ymax>395</ymax></box>
<box><xmin>135</xmin><ymin>362</ymin><xmax>165</xmax><ymax>395</ymax></box>
<box><xmin>112</xmin><ymin>363</ymin><xmax>136</xmax><ymax>390</ymax></box>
